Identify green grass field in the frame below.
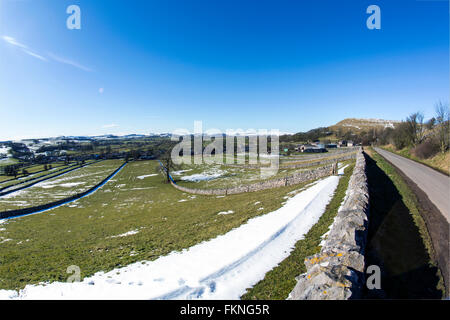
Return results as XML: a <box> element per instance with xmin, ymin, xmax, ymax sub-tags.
<box><xmin>0</xmin><ymin>159</ymin><xmax>328</xmax><ymax>291</ymax></box>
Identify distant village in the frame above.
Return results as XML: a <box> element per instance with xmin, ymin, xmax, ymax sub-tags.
<box><xmin>0</xmin><ymin>135</ymin><xmax>168</xmax><ymax>176</ymax></box>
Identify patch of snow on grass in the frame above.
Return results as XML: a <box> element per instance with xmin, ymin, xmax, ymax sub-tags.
<box><xmin>172</xmin><ymin>169</ymin><xmax>193</xmax><ymax>175</ymax></box>
<box><xmin>137</xmin><ymin>174</ymin><xmax>158</xmax><ymax>180</ymax></box>
<box><xmin>42</xmin><ymin>182</ymin><xmax>86</xmax><ymax>189</ymax></box>
<box><xmin>217</xmin><ymin>210</ymin><xmax>234</xmax><ymax>215</ymax></box>
<box><xmin>180</xmin><ymin>169</ymin><xmax>225</xmax><ymax>182</ymax></box>
<box><xmin>122</xmin><ymin>187</ymin><xmax>156</xmax><ymax>191</ymax></box>
<box><xmin>109</xmin><ymin>230</ymin><xmax>140</xmax><ymax>239</ymax></box>
<box><xmin>0</xmin><ymin>190</ymin><xmax>27</xmax><ymax>199</ymax></box>
<box><xmin>338</xmin><ymin>164</ymin><xmax>349</xmax><ymax>175</ymax></box>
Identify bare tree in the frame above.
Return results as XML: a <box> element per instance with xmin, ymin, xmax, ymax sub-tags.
<box><xmin>406</xmin><ymin>112</ymin><xmax>424</xmax><ymax>146</ymax></box>
<box><xmin>435</xmin><ymin>101</ymin><xmax>450</xmax><ymax>153</ymax></box>
<box><xmin>158</xmin><ymin>151</ymin><xmax>180</xmax><ymax>183</ymax></box>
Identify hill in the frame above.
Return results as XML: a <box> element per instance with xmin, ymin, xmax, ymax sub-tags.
<box><xmin>280</xmin><ymin>118</ymin><xmax>400</xmax><ymax>143</ymax></box>
<box><xmin>329</xmin><ymin>118</ymin><xmax>400</xmax><ymax>133</ymax></box>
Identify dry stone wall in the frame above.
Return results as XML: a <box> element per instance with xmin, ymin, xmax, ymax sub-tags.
<box><xmin>223</xmin><ymin>149</ymin><xmax>357</xmax><ymax>169</ymax></box>
<box><xmin>288</xmin><ymin>149</ymin><xmax>369</xmax><ymax>300</ymax></box>
<box><xmin>280</xmin><ymin>152</ymin><xmax>356</xmax><ymax>169</ymax></box>
<box><xmin>171</xmin><ymin>164</ymin><xmax>335</xmax><ymax>196</ymax></box>
<box><xmin>283</xmin><ymin>147</ymin><xmax>359</xmax><ymax>160</ymax></box>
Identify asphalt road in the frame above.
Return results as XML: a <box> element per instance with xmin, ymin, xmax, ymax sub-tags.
<box><xmin>374</xmin><ymin>147</ymin><xmax>450</xmax><ymax>223</ymax></box>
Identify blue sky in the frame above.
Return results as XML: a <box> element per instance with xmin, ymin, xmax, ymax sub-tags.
<box><xmin>0</xmin><ymin>0</ymin><xmax>448</xmax><ymax>140</ymax></box>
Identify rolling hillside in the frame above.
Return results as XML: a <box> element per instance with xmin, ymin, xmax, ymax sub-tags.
<box><xmin>329</xmin><ymin>118</ymin><xmax>400</xmax><ymax>133</ymax></box>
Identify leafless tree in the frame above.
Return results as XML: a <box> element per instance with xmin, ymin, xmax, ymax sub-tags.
<box><xmin>435</xmin><ymin>101</ymin><xmax>450</xmax><ymax>153</ymax></box>
<box><xmin>158</xmin><ymin>151</ymin><xmax>180</xmax><ymax>183</ymax></box>
<box><xmin>406</xmin><ymin>112</ymin><xmax>424</xmax><ymax>146</ymax></box>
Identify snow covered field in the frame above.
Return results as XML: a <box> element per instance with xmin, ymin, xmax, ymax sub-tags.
<box><xmin>180</xmin><ymin>168</ymin><xmax>225</xmax><ymax>182</ymax></box>
<box><xmin>0</xmin><ymin>160</ymin><xmax>123</xmax><ymax>211</ymax></box>
<box><xmin>0</xmin><ymin>174</ymin><xmax>340</xmax><ymax>300</ymax></box>
<box><xmin>0</xmin><ymin>146</ymin><xmax>11</xmax><ymax>157</ymax></box>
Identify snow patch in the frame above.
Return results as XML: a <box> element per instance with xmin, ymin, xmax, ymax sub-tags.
<box><xmin>338</xmin><ymin>164</ymin><xmax>349</xmax><ymax>175</ymax></box>
<box><xmin>42</xmin><ymin>182</ymin><xmax>85</xmax><ymax>189</ymax></box>
<box><xmin>217</xmin><ymin>210</ymin><xmax>234</xmax><ymax>215</ymax></box>
<box><xmin>172</xmin><ymin>169</ymin><xmax>193</xmax><ymax>175</ymax></box>
<box><xmin>137</xmin><ymin>174</ymin><xmax>158</xmax><ymax>180</ymax></box>
<box><xmin>109</xmin><ymin>230</ymin><xmax>140</xmax><ymax>238</ymax></box>
<box><xmin>180</xmin><ymin>169</ymin><xmax>225</xmax><ymax>182</ymax></box>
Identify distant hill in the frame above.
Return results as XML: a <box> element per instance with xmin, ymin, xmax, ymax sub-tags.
<box><xmin>279</xmin><ymin>118</ymin><xmax>401</xmax><ymax>143</ymax></box>
<box><xmin>329</xmin><ymin>118</ymin><xmax>400</xmax><ymax>133</ymax></box>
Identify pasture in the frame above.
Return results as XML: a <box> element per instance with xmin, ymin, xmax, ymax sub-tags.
<box><xmin>0</xmin><ymin>159</ymin><xmax>332</xmax><ymax>291</ymax></box>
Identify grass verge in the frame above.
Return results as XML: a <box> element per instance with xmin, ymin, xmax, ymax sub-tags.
<box><xmin>241</xmin><ymin>163</ymin><xmax>355</xmax><ymax>300</ymax></box>
<box><xmin>379</xmin><ymin>145</ymin><xmax>449</xmax><ymax>176</ymax></box>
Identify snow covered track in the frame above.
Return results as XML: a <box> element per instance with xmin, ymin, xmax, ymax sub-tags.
<box><xmin>0</xmin><ymin>175</ymin><xmax>340</xmax><ymax>300</ymax></box>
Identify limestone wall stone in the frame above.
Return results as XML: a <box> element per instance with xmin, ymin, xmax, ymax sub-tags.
<box><xmin>288</xmin><ymin>149</ymin><xmax>369</xmax><ymax>300</ymax></box>
<box><xmin>280</xmin><ymin>152</ymin><xmax>356</xmax><ymax>169</ymax></box>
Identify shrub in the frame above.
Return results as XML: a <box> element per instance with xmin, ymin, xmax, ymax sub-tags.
<box><xmin>391</xmin><ymin>122</ymin><xmax>413</xmax><ymax>150</ymax></box>
<box><xmin>412</xmin><ymin>139</ymin><xmax>439</xmax><ymax>159</ymax></box>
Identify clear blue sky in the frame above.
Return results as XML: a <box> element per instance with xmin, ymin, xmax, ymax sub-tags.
<box><xmin>0</xmin><ymin>0</ymin><xmax>448</xmax><ymax>140</ymax></box>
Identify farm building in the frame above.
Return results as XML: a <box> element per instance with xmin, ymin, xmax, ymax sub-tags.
<box><xmin>303</xmin><ymin>147</ymin><xmax>327</xmax><ymax>153</ymax></box>
<box><xmin>299</xmin><ymin>144</ymin><xmax>327</xmax><ymax>153</ymax></box>
<box><xmin>297</xmin><ymin>144</ymin><xmax>314</xmax><ymax>152</ymax></box>
<box><xmin>338</xmin><ymin>140</ymin><xmax>347</xmax><ymax>147</ymax></box>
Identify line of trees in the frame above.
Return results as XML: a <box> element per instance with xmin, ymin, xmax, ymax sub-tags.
<box><xmin>3</xmin><ymin>165</ymin><xmax>19</xmax><ymax>178</ymax></box>
<box><xmin>376</xmin><ymin>101</ymin><xmax>449</xmax><ymax>158</ymax></box>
